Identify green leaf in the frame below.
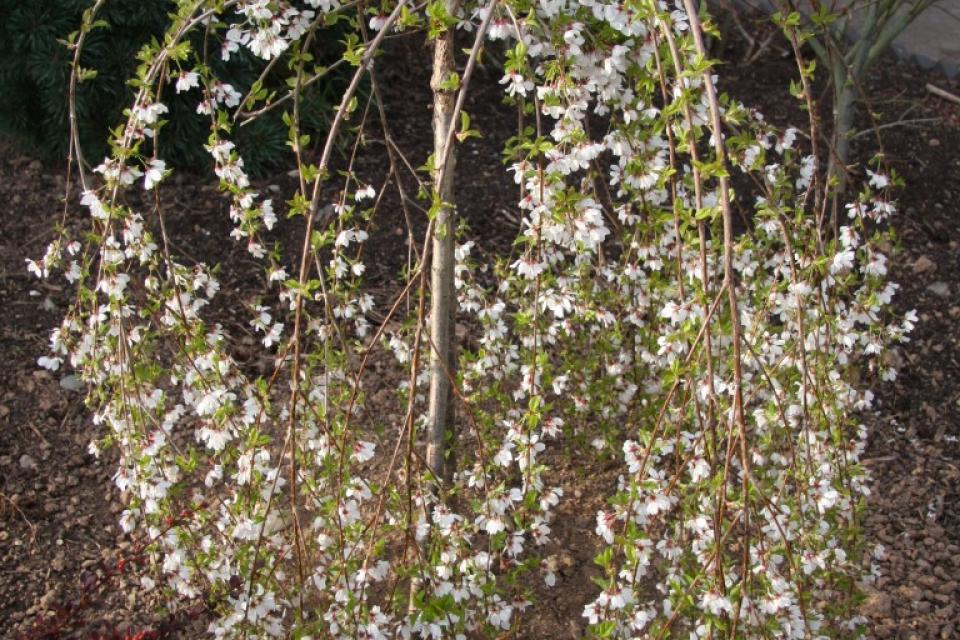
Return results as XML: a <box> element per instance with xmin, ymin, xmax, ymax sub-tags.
<box><xmin>439</xmin><ymin>72</ymin><xmax>460</xmax><ymax>92</ymax></box>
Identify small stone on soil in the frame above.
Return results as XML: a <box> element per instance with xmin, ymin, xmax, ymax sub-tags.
<box><xmin>926</xmin><ymin>281</ymin><xmax>951</xmax><ymax>297</ymax></box>
<box><xmin>58</xmin><ymin>374</ymin><xmax>84</xmax><ymax>391</ymax></box>
<box><xmin>912</xmin><ymin>255</ymin><xmax>937</xmax><ymax>274</ymax></box>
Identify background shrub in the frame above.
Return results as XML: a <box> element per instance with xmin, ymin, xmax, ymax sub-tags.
<box><xmin>0</xmin><ymin>0</ymin><xmax>342</xmax><ymax>175</ymax></box>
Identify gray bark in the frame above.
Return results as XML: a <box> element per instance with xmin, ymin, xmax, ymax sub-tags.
<box><xmin>426</xmin><ymin>0</ymin><xmax>460</xmax><ymax>485</ymax></box>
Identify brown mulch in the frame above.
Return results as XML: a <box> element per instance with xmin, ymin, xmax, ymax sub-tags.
<box><xmin>1</xmin><ymin>22</ymin><xmax>959</xmax><ymax>640</ymax></box>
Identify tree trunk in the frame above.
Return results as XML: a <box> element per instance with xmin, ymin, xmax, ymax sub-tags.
<box><xmin>830</xmin><ymin>83</ymin><xmax>855</xmax><ymax>183</ymax></box>
<box><xmin>828</xmin><ymin>81</ymin><xmax>855</xmax><ymax>233</ymax></box>
<box><xmin>426</xmin><ymin>0</ymin><xmax>460</xmax><ymax>485</ymax></box>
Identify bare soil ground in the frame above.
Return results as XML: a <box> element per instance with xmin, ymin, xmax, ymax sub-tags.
<box><xmin>1</xmin><ymin>20</ymin><xmax>959</xmax><ymax>640</ymax></box>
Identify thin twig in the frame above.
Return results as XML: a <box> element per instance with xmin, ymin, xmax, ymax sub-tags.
<box><xmin>926</xmin><ymin>83</ymin><xmax>960</xmax><ymax>106</ymax></box>
<box><xmin>851</xmin><ymin>116</ymin><xmax>940</xmax><ymax>139</ymax></box>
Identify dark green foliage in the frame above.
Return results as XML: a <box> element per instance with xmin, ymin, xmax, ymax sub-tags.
<box><xmin>0</xmin><ymin>1</ymin><xmax>163</xmax><ymax>163</ymax></box>
<box><xmin>0</xmin><ymin>1</ymin><xmax>344</xmax><ymax>176</ymax></box>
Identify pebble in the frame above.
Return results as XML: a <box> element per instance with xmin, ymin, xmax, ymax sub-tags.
<box><xmin>937</xmin><ymin>581</ymin><xmax>957</xmax><ymax>595</ymax></box>
<box><xmin>912</xmin><ymin>255</ymin><xmax>937</xmax><ymax>274</ymax></box>
<box><xmin>926</xmin><ymin>281</ymin><xmax>951</xmax><ymax>297</ymax></box>
<box><xmin>58</xmin><ymin>375</ymin><xmax>84</xmax><ymax>391</ymax></box>
<box><xmin>862</xmin><ymin>589</ymin><xmax>893</xmax><ymax>617</ymax></box>
<box><xmin>897</xmin><ymin>585</ymin><xmax>923</xmax><ymax>601</ymax></box>
<box><xmin>39</xmin><ymin>588</ymin><xmax>58</xmax><ymax>610</ymax></box>
<box><xmin>18</xmin><ymin>454</ymin><xmax>36</xmax><ymax>471</ymax></box>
